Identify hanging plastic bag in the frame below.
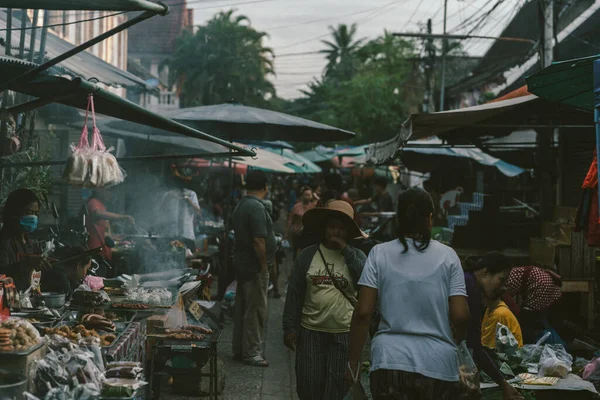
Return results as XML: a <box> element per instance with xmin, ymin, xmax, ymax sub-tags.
<box><xmin>496</xmin><ymin>322</ymin><xmax>519</xmax><ymax>356</ymax></box>
<box><xmin>538</xmin><ymin>344</ymin><xmax>573</xmax><ymax>378</ymax></box>
<box><xmin>63</xmin><ymin>94</ymin><xmax>126</xmax><ymax>188</ymax></box>
<box><xmin>457</xmin><ymin>341</ymin><xmax>481</xmax><ymax>399</ymax></box>
<box><xmin>343</xmin><ymin>363</ymin><xmax>367</xmax><ymax>400</ymax></box>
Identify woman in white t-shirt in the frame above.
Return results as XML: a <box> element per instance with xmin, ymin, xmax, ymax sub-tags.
<box><xmin>347</xmin><ymin>188</ymin><xmax>471</xmax><ymax>399</ymax></box>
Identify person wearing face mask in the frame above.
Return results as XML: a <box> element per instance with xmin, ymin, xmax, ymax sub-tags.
<box><xmin>464</xmin><ymin>252</ymin><xmax>524</xmax><ymax>400</ymax></box>
<box><xmin>283</xmin><ymin>200</ymin><xmax>367</xmax><ymax>400</ymax></box>
<box><xmin>0</xmin><ymin>189</ymin><xmax>52</xmax><ymax>291</ymax></box>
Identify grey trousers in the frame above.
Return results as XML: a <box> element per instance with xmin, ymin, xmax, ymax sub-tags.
<box><xmin>232</xmin><ymin>270</ymin><xmax>269</xmax><ymax>359</ymax></box>
<box><xmin>295</xmin><ymin>326</ymin><xmax>350</xmax><ymax>400</ymax></box>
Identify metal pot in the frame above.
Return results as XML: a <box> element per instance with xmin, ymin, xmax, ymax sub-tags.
<box><xmin>40</xmin><ymin>292</ymin><xmax>66</xmax><ymax>309</ymax></box>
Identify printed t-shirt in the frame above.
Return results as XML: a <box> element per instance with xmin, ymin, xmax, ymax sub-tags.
<box><xmin>301</xmin><ymin>245</ymin><xmax>356</xmax><ymax>333</ymax></box>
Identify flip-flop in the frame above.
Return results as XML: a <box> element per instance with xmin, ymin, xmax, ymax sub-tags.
<box><xmin>243</xmin><ymin>356</ymin><xmax>269</xmax><ymax>367</ymax></box>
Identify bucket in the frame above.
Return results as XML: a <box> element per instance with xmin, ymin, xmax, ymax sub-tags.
<box><xmin>0</xmin><ymin>369</ymin><xmax>27</xmax><ymax>400</ymax></box>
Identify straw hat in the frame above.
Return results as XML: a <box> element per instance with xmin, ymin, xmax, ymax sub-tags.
<box><xmin>302</xmin><ymin>200</ymin><xmax>367</xmax><ymax>240</ymax></box>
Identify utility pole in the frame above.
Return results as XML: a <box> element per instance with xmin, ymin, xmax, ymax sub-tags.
<box><xmin>537</xmin><ymin>0</ymin><xmax>554</xmax><ymax>219</ymax></box>
<box><xmin>423</xmin><ymin>19</ymin><xmax>436</xmax><ymax>113</ymax></box>
<box><xmin>439</xmin><ymin>0</ymin><xmax>448</xmax><ymax>111</ymax></box>
<box><xmin>541</xmin><ymin>0</ymin><xmax>554</xmax><ymax>67</ymax></box>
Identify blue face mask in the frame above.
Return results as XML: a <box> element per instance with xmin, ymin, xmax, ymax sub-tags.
<box><xmin>20</xmin><ymin>215</ymin><xmax>38</xmax><ymax>233</ymax></box>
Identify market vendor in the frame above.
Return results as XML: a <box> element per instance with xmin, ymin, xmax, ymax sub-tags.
<box><xmin>354</xmin><ymin>176</ymin><xmax>394</xmax><ymax>212</ymax></box>
<box><xmin>0</xmin><ymin>189</ymin><xmax>52</xmax><ymax>291</ymax></box>
<box><xmin>464</xmin><ymin>252</ymin><xmax>524</xmax><ymax>400</ymax></box>
<box><xmin>505</xmin><ymin>266</ymin><xmax>563</xmax><ymax>344</ymax></box>
<box><xmin>41</xmin><ymin>246</ymin><xmax>93</xmax><ymax>301</ymax></box>
<box><xmin>86</xmin><ymin>189</ymin><xmax>134</xmax><ymax>262</ymax></box>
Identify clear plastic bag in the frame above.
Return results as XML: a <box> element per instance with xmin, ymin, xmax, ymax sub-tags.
<box><xmin>495</xmin><ymin>322</ymin><xmax>519</xmax><ymax>356</ymax></box>
<box><xmin>583</xmin><ymin>357</ymin><xmax>600</xmax><ymax>381</ymax></box>
<box><xmin>538</xmin><ymin>344</ymin><xmax>573</xmax><ymax>378</ymax></box>
<box><xmin>457</xmin><ymin>341</ymin><xmax>481</xmax><ymax>399</ymax></box>
<box><xmin>0</xmin><ymin>317</ymin><xmax>42</xmax><ymax>353</ymax></box>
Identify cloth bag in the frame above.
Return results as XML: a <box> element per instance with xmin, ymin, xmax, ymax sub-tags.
<box><xmin>63</xmin><ymin>94</ymin><xmax>126</xmax><ymax>187</ymax></box>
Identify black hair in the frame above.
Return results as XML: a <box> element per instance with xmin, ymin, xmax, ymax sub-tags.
<box><xmin>396</xmin><ymin>188</ymin><xmax>434</xmax><ymax>253</ymax></box>
<box><xmin>320</xmin><ymin>190</ymin><xmax>341</xmax><ymax>205</ymax></box>
<box><xmin>466</xmin><ymin>252</ymin><xmax>512</xmax><ymax>275</ymax></box>
<box><xmin>325</xmin><ymin>174</ymin><xmax>343</xmax><ymax>192</ymax></box>
<box><xmin>299</xmin><ymin>186</ymin><xmax>312</xmax><ymax>195</ymax></box>
<box><xmin>374</xmin><ymin>176</ymin><xmax>388</xmax><ymax>189</ymax></box>
<box><xmin>1</xmin><ymin>189</ymin><xmax>39</xmax><ymax>233</ymax></box>
<box><xmin>55</xmin><ymin>246</ymin><xmax>93</xmax><ymax>270</ymax></box>
<box><xmin>246</xmin><ymin>170</ymin><xmax>268</xmax><ymax>191</ymax></box>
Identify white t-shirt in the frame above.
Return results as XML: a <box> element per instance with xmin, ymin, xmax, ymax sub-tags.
<box><xmin>359</xmin><ymin>239</ymin><xmax>467</xmax><ymax>382</ymax></box>
<box><xmin>180</xmin><ymin>189</ymin><xmax>199</xmax><ymax>240</ymax></box>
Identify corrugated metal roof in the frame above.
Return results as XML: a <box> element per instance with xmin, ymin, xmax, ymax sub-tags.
<box><xmin>0</xmin><ymin>10</ymin><xmax>147</xmax><ymax>88</ymax></box>
<box><xmin>449</xmin><ymin>0</ymin><xmax>594</xmax><ymax>95</ymax></box>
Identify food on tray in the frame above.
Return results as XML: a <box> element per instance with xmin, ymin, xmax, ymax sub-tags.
<box><xmin>124</xmin><ymin>288</ymin><xmax>172</xmax><ymax>306</ymax></box>
<box><xmin>105</xmin><ymin>365</ymin><xmax>143</xmax><ymax>380</ymax></box>
<box><xmin>166</xmin><ymin>332</ymin><xmax>206</xmax><ymax>341</ymax></box>
<box><xmin>112</xmin><ymin>303</ymin><xmax>149</xmax><ymax>310</ymax></box>
<box><xmin>81</xmin><ymin>314</ymin><xmax>116</xmax><ymax>332</ymax></box>
<box><xmin>0</xmin><ymin>318</ymin><xmax>41</xmax><ymax>352</ymax></box>
<box><xmin>42</xmin><ymin>325</ymin><xmax>116</xmax><ymax>347</ymax></box>
<box><xmin>183</xmin><ymin>325</ymin><xmax>213</xmax><ymax>334</ymax></box>
<box><xmin>517</xmin><ymin>373</ymin><xmax>559</xmax><ymax>386</ymax></box>
<box><xmin>103</xmin><ymin>287</ymin><xmax>128</xmax><ymax>296</ymax></box>
<box><xmin>72</xmin><ymin>290</ymin><xmax>108</xmax><ymax>307</ymax></box>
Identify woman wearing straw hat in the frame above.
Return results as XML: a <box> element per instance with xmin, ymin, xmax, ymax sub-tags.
<box><xmin>283</xmin><ymin>200</ymin><xmax>367</xmax><ymax>400</ymax></box>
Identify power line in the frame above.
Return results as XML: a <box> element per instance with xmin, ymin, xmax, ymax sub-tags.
<box><xmin>402</xmin><ymin>0</ymin><xmax>429</xmax><ymax>30</ymax></box>
<box><xmin>0</xmin><ymin>11</ymin><xmax>126</xmax><ymax>32</ymax></box>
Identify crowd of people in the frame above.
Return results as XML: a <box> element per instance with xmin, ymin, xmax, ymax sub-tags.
<box><xmin>230</xmin><ymin>170</ymin><xmax>565</xmax><ymax>400</ymax></box>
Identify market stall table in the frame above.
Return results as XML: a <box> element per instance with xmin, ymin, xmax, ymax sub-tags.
<box><xmin>481</xmin><ymin>373</ymin><xmax>598</xmax><ymax>398</ymax></box>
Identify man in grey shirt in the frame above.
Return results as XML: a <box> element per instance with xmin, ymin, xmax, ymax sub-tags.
<box><xmin>232</xmin><ymin>170</ymin><xmax>276</xmax><ymax>367</ymax></box>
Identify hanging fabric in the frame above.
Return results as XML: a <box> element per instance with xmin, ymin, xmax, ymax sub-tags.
<box><xmin>575</xmin><ymin>150</ymin><xmax>600</xmax><ymax>247</ymax></box>
<box><xmin>63</xmin><ymin>94</ymin><xmax>126</xmax><ymax>187</ymax></box>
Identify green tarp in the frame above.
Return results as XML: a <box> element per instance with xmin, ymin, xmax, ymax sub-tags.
<box><xmin>526</xmin><ymin>54</ymin><xmax>600</xmax><ymax>113</ymax></box>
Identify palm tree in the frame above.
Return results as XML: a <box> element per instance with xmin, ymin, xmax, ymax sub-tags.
<box><xmin>320</xmin><ymin>23</ymin><xmax>364</xmax><ymax>80</ymax></box>
<box><xmin>169</xmin><ymin>10</ymin><xmax>276</xmax><ymax>107</ymax></box>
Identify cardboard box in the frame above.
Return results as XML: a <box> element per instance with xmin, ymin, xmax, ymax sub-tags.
<box><xmin>530</xmin><ymin>237</ymin><xmax>563</xmax><ymax>268</ymax></box>
<box><xmin>541</xmin><ymin>222</ymin><xmax>575</xmax><ymax>245</ymax></box>
<box><xmin>553</xmin><ymin>207</ymin><xmax>578</xmax><ymax>224</ymax></box>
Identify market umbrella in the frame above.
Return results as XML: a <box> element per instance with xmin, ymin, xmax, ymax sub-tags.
<box><xmin>261</xmin><ymin>147</ymin><xmax>322</xmax><ymax>173</ymax></box>
<box><xmin>161</xmin><ymin>101</ymin><xmax>355</xmax><ymax>142</ymax></box>
<box><xmin>526</xmin><ymin>54</ymin><xmax>600</xmax><ymax>113</ymax></box>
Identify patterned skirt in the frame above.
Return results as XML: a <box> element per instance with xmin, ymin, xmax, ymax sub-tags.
<box><xmin>370</xmin><ymin>369</ymin><xmax>466</xmax><ymax>400</ymax></box>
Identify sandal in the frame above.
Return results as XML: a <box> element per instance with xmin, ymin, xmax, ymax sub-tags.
<box><xmin>243</xmin><ymin>356</ymin><xmax>269</xmax><ymax>367</ymax></box>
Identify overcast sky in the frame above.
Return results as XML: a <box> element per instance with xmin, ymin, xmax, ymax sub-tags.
<box><xmin>191</xmin><ymin>0</ymin><xmax>518</xmax><ymax>99</ymax></box>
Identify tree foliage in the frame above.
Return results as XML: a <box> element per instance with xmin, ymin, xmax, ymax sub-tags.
<box><xmin>169</xmin><ymin>10</ymin><xmax>275</xmax><ymax>107</ymax></box>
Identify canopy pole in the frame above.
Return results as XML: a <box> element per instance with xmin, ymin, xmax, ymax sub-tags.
<box><xmin>0</xmin><ymin>9</ymin><xmax>161</xmax><ymax>93</ymax></box>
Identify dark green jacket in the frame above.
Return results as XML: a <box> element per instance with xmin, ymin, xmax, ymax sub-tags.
<box><xmin>283</xmin><ymin>244</ymin><xmax>366</xmax><ymax>336</ymax></box>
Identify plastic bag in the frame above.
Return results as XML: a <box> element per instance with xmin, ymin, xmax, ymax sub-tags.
<box><xmin>538</xmin><ymin>344</ymin><xmax>573</xmax><ymax>378</ymax></box>
<box><xmin>343</xmin><ymin>362</ymin><xmax>367</xmax><ymax>400</ymax></box>
<box><xmin>105</xmin><ymin>366</ymin><xmax>143</xmax><ymax>380</ymax></box>
<box><xmin>495</xmin><ymin>322</ymin><xmax>519</xmax><ymax>356</ymax></box>
<box><xmin>101</xmin><ymin>378</ymin><xmax>147</xmax><ymax>397</ymax></box>
<box><xmin>583</xmin><ymin>357</ymin><xmax>600</xmax><ymax>381</ymax></box>
<box><xmin>519</xmin><ymin>331</ymin><xmax>551</xmax><ymax>367</ymax></box>
<box><xmin>63</xmin><ymin>94</ymin><xmax>126</xmax><ymax>188</ymax></box>
<box><xmin>457</xmin><ymin>341</ymin><xmax>481</xmax><ymax>399</ymax></box>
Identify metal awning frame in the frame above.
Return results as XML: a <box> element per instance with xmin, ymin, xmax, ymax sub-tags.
<box><xmin>0</xmin><ymin>6</ymin><xmax>168</xmax><ymax>94</ymax></box>
<box><xmin>0</xmin><ymin>1</ymin><xmax>169</xmax><ymax>12</ymax></box>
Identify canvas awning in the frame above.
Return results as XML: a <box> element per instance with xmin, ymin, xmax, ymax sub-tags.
<box><xmin>401</xmin><ymin>138</ymin><xmax>526</xmax><ymax>177</ymax></box>
<box><xmin>0</xmin><ymin>0</ymin><xmax>168</xmax><ymax>12</ymax></box>
<box><xmin>7</xmin><ymin>72</ymin><xmax>253</xmax><ymax>156</ymax></box>
<box><xmin>365</xmin><ymin>94</ymin><xmax>593</xmax><ymax>164</ymax></box>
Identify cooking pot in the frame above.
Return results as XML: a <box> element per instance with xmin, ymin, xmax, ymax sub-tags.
<box><xmin>40</xmin><ymin>292</ymin><xmax>66</xmax><ymax>309</ymax></box>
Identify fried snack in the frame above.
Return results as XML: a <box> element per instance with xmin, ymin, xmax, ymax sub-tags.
<box><xmin>166</xmin><ymin>333</ymin><xmax>206</xmax><ymax>341</ymax></box>
<box><xmin>164</xmin><ymin>329</ymin><xmax>193</xmax><ymax>335</ymax></box>
<box><xmin>183</xmin><ymin>325</ymin><xmax>213</xmax><ymax>334</ymax></box>
<box><xmin>111</xmin><ymin>303</ymin><xmax>149</xmax><ymax>310</ymax></box>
